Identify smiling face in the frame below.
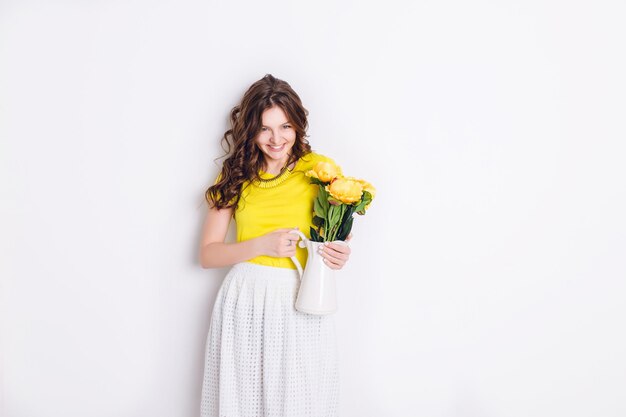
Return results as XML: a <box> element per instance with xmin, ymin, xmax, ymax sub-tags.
<box><xmin>254</xmin><ymin>105</ymin><xmax>297</xmax><ymax>174</ymax></box>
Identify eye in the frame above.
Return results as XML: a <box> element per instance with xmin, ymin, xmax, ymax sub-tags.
<box><xmin>283</xmin><ymin>125</ymin><xmax>292</xmax><ymax>129</ymax></box>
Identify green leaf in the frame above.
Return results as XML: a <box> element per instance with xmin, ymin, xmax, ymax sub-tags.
<box><xmin>327</xmin><ymin>204</ymin><xmax>348</xmax><ymax>241</ymax></box>
<box><xmin>310</xmin><ymin>226</ymin><xmax>321</xmax><ymax>242</ymax></box>
<box><xmin>314</xmin><ymin>197</ymin><xmax>326</xmax><ymax>218</ymax></box>
<box><xmin>337</xmin><ymin>215</ymin><xmax>354</xmax><ymax>241</ymax></box>
<box><xmin>353</xmin><ymin>191</ymin><xmax>372</xmax><ymax>213</ymax></box>
<box><xmin>319</xmin><ymin>185</ymin><xmax>330</xmax><ymax>210</ymax></box>
<box><xmin>324</xmin><ymin>206</ymin><xmax>334</xmax><ymax>241</ymax></box>
<box><xmin>312</xmin><ymin>215</ymin><xmax>324</xmax><ymax>228</ymax></box>
<box><xmin>335</xmin><ymin>205</ymin><xmax>352</xmax><ymax>241</ymax></box>
<box><xmin>362</xmin><ymin>191</ymin><xmax>372</xmax><ymax>205</ymax></box>
<box><xmin>333</xmin><ymin>205</ymin><xmax>343</xmax><ymax>225</ymax></box>
<box><xmin>327</xmin><ymin>205</ymin><xmax>336</xmax><ymax>227</ymax></box>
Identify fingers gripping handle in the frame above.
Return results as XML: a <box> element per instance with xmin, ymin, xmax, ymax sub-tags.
<box><xmin>288</xmin><ymin>229</ymin><xmax>308</xmax><ymax>280</ymax></box>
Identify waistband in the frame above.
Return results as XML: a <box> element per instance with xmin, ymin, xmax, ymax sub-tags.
<box><xmin>230</xmin><ymin>261</ymin><xmax>301</xmax><ymax>279</ymax></box>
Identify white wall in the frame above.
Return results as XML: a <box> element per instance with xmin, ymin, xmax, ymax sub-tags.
<box><xmin>2</xmin><ymin>1</ymin><xmax>625</xmax><ymax>416</ymax></box>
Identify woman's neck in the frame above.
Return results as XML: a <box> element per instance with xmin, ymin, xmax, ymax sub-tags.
<box><xmin>263</xmin><ymin>157</ymin><xmax>293</xmax><ymax>175</ymax></box>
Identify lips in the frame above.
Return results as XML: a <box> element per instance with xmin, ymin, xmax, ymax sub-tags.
<box><xmin>268</xmin><ymin>144</ymin><xmax>285</xmax><ymax>151</ymax></box>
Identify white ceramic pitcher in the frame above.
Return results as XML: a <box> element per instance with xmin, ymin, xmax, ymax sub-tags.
<box><xmin>288</xmin><ymin>229</ymin><xmax>348</xmax><ymax>315</ymax></box>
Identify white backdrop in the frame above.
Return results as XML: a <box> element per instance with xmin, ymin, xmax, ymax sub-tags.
<box><xmin>2</xmin><ymin>1</ymin><xmax>625</xmax><ymax>416</ymax></box>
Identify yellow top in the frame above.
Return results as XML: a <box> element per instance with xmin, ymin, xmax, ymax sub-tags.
<box><xmin>214</xmin><ymin>152</ymin><xmax>340</xmax><ymax>270</ymax></box>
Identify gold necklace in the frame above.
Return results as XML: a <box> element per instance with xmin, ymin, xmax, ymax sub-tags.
<box><xmin>254</xmin><ymin>160</ymin><xmax>296</xmax><ymax>188</ymax></box>
<box><xmin>257</xmin><ymin>158</ymin><xmax>293</xmax><ymax>180</ymax></box>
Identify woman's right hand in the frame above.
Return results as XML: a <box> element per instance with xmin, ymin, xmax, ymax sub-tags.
<box><xmin>255</xmin><ymin>227</ymin><xmax>300</xmax><ymax>258</ymax></box>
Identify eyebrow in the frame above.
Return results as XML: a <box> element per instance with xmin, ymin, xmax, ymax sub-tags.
<box><xmin>261</xmin><ymin>121</ymin><xmax>291</xmax><ymax>126</ymax></box>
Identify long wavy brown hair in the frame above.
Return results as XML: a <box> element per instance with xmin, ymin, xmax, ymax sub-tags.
<box><xmin>205</xmin><ymin>74</ymin><xmax>313</xmax><ymax>211</ymax></box>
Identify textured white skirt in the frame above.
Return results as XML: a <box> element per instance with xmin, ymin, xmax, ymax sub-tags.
<box><xmin>201</xmin><ymin>262</ymin><xmax>339</xmax><ymax>417</ymax></box>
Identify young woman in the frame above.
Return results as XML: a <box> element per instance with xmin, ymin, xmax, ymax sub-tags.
<box><xmin>199</xmin><ymin>74</ymin><xmax>352</xmax><ymax>417</ymax></box>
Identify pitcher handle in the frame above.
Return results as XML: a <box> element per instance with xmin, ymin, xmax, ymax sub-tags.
<box><xmin>288</xmin><ymin>229</ymin><xmax>308</xmax><ymax>280</ymax></box>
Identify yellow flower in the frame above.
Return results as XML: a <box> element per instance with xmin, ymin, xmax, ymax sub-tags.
<box><xmin>357</xmin><ymin>179</ymin><xmax>375</xmax><ymax>210</ymax></box>
<box><xmin>305</xmin><ymin>161</ymin><xmax>341</xmax><ymax>183</ymax></box>
<box><xmin>349</xmin><ymin>177</ymin><xmax>375</xmax><ymax>200</ymax></box>
<box><xmin>326</xmin><ymin>177</ymin><xmax>363</xmax><ymax>204</ymax></box>
<box><xmin>342</xmin><ymin>176</ymin><xmax>375</xmax><ymax>212</ymax></box>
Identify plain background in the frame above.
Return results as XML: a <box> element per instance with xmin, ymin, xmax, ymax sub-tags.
<box><xmin>2</xmin><ymin>0</ymin><xmax>625</xmax><ymax>416</ymax></box>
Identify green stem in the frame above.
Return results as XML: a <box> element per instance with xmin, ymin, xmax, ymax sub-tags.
<box><xmin>324</xmin><ymin>217</ymin><xmax>328</xmax><ymax>241</ymax></box>
<box><xmin>329</xmin><ymin>205</ymin><xmax>346</xmax><ymax>241</ymax></box>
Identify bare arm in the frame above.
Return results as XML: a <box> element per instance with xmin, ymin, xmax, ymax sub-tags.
<box><xmin>198</xmin><ymin>205</ymin><xmax>301</xmax><ymax>269</ymax></box>
<box><xmin>198</xmin><ymin>205</ymin><xmax>257</xmax><ymax>268</ymax></box>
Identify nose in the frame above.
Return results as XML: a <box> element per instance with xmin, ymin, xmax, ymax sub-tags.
<box><xmin>269</xmin><ymin>131</ymin><xmax>281</xmax><ymax>143</ymax></box>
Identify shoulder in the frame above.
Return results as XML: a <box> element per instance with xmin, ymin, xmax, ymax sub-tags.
<box><xmin>298</xmin><ymin>151</ymin><xmax>340</xmax><ymax>171</ymax></box>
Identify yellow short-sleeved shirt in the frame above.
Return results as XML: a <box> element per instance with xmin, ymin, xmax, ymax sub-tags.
<box><xmin>213</xmin><ymin>152</ymin><xmax>340</xmax><ymax>270</ymax></box>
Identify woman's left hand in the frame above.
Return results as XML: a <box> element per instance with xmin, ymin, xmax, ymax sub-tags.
<box><xmin>318</xmin><ymin>233</ymin><xmax>353</xmax><ymax>270</ymax></box>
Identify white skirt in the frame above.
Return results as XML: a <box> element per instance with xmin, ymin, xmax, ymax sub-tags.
<box><xmin>200</xmin><ymin>262</ymin><xmax>339</xmax><ymax>417</ymax></box>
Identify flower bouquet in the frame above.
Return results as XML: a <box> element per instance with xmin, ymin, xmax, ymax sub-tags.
<box><xmin>305</xmin><ymin>161</ymin><xmax>375</xmax><ymax>242</ymax></box>
<box><xmin>288</xmin><ymin>160</ymin><xmax>375</xmax><ymax>315</ymax></box>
